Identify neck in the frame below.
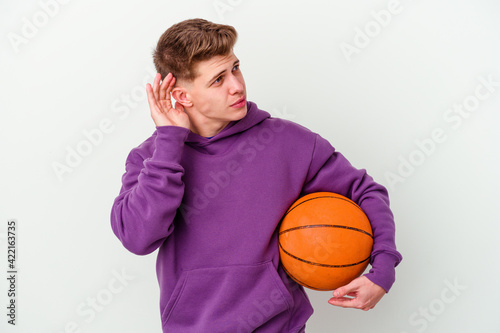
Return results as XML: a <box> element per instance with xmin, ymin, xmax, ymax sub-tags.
<box><xmin>190</xmin><ymin>120</ymin><xmax>230</xmax><ymax>138</ymax></box>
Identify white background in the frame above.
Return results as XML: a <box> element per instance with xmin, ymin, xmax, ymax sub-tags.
<box><xmin>1</xmin><ymin>0</ymin><xmax>499</xmax><ymax>332</ymax></box>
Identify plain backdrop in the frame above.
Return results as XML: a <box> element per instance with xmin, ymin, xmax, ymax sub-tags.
<box><xmin>1</xmin><ymin>0</ymin><xmax>499</xmax><ymax>332</ymax></box>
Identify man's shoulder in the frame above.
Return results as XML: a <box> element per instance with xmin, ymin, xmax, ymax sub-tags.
<box><xmin>259</xmin><ymin>115</ymin><xmax>318</xmax><ymax>141</ymax></box>
<box><xmin>256</xmin><ymin>114</ymin><xmax>337</xmax><ymax>158</ymax></box>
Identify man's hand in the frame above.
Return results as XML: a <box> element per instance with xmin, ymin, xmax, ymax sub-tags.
<box><xmin>328</xmin><ymin>276</ymin><xmax>386</xmax><ymax>311</ymax></box>
<box><xmin>146</xmin><ymin>73</ymin><xmax>190</xmax><ymax>129</ymax></box>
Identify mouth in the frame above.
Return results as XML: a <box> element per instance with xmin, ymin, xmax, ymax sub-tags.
<box><xmin>231</xmin><ymin>96</ymin><xmax>246</xmax><ymax>108</ymax></box>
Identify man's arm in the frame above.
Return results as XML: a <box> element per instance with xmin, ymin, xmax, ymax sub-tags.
<box><xmin>110</xmin><ymin>73</ymin><xmax>191</xmax><ymax>255</ymax></box>
<box><xmin>301</xmin><ymin>133</ymin><xmax>402</xmax><ymax>310</ymax></box>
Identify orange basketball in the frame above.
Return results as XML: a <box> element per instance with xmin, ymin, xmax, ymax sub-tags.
<box><xmin>278</xmin><ymin>192</ymin><xmax>373</xmax><ymax>291</ymax></box>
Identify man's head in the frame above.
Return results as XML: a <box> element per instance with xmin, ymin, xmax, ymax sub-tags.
<box><xmin>152</xmin><ymin>19</ymin><xmax>247</xmax><ymax>137</ymax></box>
<box><xmin>153</xmin><ymin>18</ymin><xmax>237</xmax><ymax>83</ymax></box>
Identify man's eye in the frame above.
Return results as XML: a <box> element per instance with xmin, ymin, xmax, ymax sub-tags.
<box><xmin>233</xmin><ymin>65</ymin><xmax>239</xmax><ymax>71</ymax></box>
<box><xmin>214</xmin><ymin>76</ymin><xmax>222</xmax><ymax>84</ymax></box>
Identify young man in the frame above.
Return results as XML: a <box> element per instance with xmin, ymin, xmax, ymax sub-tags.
<box><xmin>110</xmin><ymin>18</ymin><xmax>402</xmax><ymax>332</ymax></box>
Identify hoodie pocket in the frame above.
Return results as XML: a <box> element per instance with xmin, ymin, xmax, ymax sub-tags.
<box><xmin>161</xmin><ymin>260</ymin><xmax>294</xmax><ymax>332</ymax></box>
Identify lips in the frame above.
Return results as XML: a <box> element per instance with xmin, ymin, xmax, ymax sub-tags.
<box><xmin>231</xmin><ymin>96</ymin><xmax>246</xmax><ymax>108</ymax></box>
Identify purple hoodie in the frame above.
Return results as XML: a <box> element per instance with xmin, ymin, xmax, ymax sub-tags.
<box><xmin>110</xmin><ymin>101</ymin><xmax>402</xmax><ymax>332</ymax></box>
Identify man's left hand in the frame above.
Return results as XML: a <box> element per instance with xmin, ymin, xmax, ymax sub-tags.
<box><xmin>328</xmin><ymin>276</ymin><xmax>386</xmax><ymax>311</ymax></box>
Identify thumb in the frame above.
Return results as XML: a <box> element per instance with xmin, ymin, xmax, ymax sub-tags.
<box><xmin>333</xmin><ymin>279</ymin><xmax>359</xmax><ymax>297</ymax></box>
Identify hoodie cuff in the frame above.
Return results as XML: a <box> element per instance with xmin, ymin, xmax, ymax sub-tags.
<box><xmin>363</xmin><ymin>253</ymin><xmax>399</xmax><ymax>293</ymax></box>
<box><xmin>151</xmin><ymin>126</ymin><xmax>190</xmax><ymax>163</ymax></box>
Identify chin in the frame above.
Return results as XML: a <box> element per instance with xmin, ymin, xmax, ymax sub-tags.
<box><xmin>234</xmin><ymin>106</ymin><xmax>247</xmax><ymax>120</ymax></box>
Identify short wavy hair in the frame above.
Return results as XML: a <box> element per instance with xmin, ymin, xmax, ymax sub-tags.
<box><xmin>152</xmin><ymin>18</ymin><xmax>238</xmax><ymax>82</ymax></box>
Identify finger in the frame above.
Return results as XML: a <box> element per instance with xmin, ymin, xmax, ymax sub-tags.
<box><xmin>146</xmin><ymin>83</ymin><xmax>156</xmax><ymax>109</ymax></box>
<box><xmin>328</xmin><ymin>296</ymin><xmax>358</xmax><ymax>308</ymax></box>
<box><xmin>166</xmin><ymin>76</ymin><xmax>176</xmax><ymax>97</ymax></box>
<box><xmin>146</xmin><ymin>83</ymin><xmax>160</xmax><ymax>115</ymax></box>
<box><xmin>333</xmin><ymin>284</ymin><xmax>354</xmax><ymax>298</ymax></box>
<box><xmin>152</xmin><ymin>73</ymin><xmax>161</xmax><ymax>101</ymax></box>
<box><xmin>333</xmin><ymin>277</ymin><xmax>364</xmax><ymax>297</ymax></box>
<box><xmin>362</xmin><ymin>304</ymin><xmax>375</xmax><ymax>311</ymax></box>
<box><xmin>329</xmin><ymin>294</ymin><xmax>369</xmax><ymax>310</ymax></box>
<box><xmin>159</xmin><ymin>73</ymin><xmax>172</xmax><ymax>101</ymax></box>
<box><xmin>163</xmin><ymin>76</ymin><xmax>176</xmax><ymax>110</ymax></box>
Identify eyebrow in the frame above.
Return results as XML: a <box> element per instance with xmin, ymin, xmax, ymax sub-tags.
<box><xmin>208</xmin><ymin>59</ymin><xmax>240</xmax><ymax>85</ymax></box>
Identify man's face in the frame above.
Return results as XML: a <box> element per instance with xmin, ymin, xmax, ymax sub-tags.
<box><xmin>180</xmin><ymin>50</ymin><xmax>247</xmax><ymax>135</ymax></box>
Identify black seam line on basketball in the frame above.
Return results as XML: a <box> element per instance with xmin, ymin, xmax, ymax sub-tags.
<box><xmin>282</xmin><ymin>196</ymin><xmax>363</xmax><ymax>220</ymax></box>
<box><xmin>279</xmin><ymin>224</ymin><xmax>373</xmax><ymax>239</ymax></box>
<box><xmin>279</xmin><ymin>242</ymin><xmax>371</xmax><ymax>268</ymax></box>
<box><xmin>281</xmin><ymin>264</ymin><xmax>318</xmax><ymax>290</ymax></box>
<box><xmin>280</xmin><ymin>244</ymin><xmax>317</xmax><ymax>290</ymax></box>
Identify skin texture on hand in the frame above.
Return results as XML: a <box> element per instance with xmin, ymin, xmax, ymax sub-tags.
<box><xmin>146</xmin><ymin>72</ymin><xmax>191</xmax><ymax>129</ymax></box>
<box><xmin>328</xmin><ymin>276</ymin><xmax>386</xmax><ymax>311</ymax></box>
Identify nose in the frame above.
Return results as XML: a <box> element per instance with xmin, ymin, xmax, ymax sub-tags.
<box><xmin>228</xmin><ymin>73</ymin><xmax>245</xmax><ymax>95</ymax></box>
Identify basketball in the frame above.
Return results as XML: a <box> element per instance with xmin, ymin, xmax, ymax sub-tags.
<box><xmin>278</xmin><ymin>192</ymin><xmax>373</xmax><ymax>291</ymax></box>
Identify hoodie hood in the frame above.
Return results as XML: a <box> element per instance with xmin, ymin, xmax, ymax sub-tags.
<box><xmin>184</xmin><ymin>101</ymin><xmax>270</xmax><ymax>150</ymax></box>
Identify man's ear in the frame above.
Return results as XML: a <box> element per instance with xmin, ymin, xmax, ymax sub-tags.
<box><xmin>172</xmin><ymin>87</ymin><xmax>193</xmax><ymax>108</ymax></box>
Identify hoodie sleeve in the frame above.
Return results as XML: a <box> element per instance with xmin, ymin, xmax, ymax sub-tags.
<box><xmin>110</xmin><ymin>126</ymin><xmax>190</xmax><ymax>255</ymax></box>
<box><xmin>302</xmin><ymin>134</ymin><xmax>402</xmax><ymax>292</ymax></box>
